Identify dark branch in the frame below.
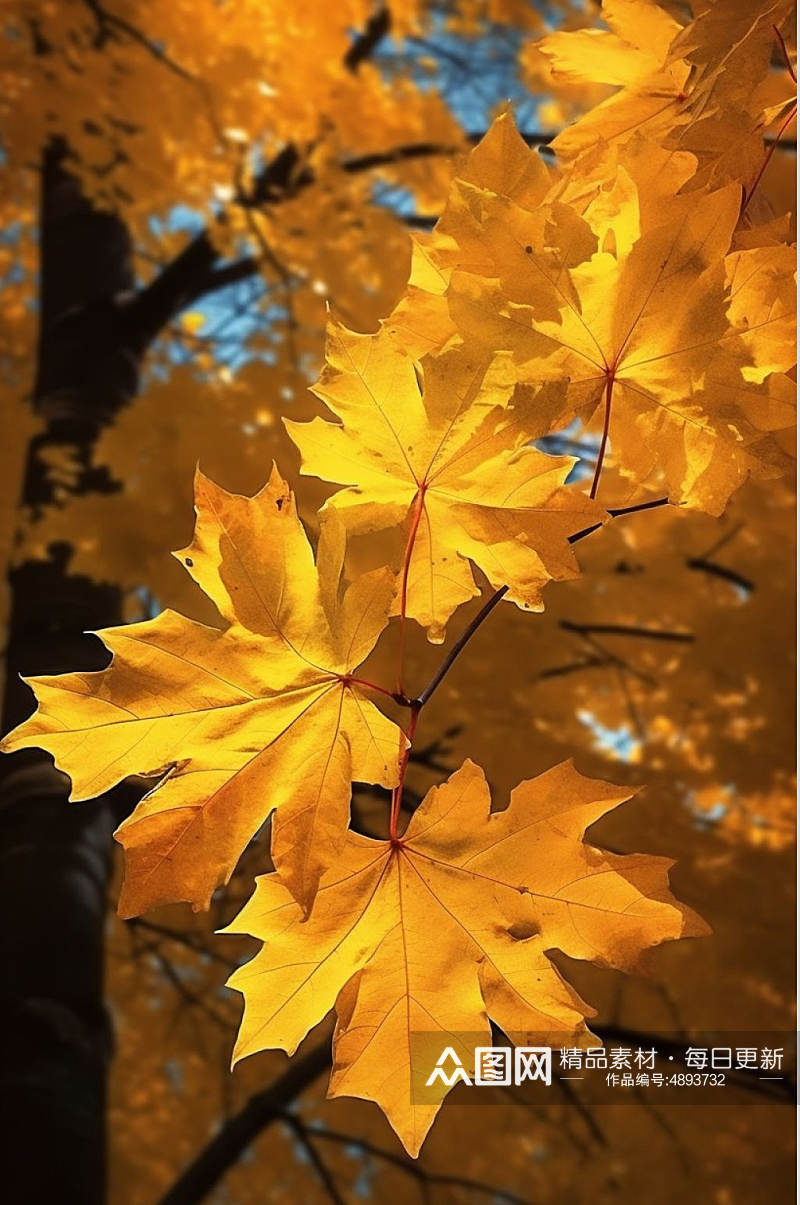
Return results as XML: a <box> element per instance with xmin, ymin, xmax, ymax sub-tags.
<box><xmin>415</xmin><ymin>495</ymin><xmax>676</xmax><ymax>706</ymax></box>
<box><xmin>417</xmin><ymin>586</ymin><xmax>508</xmax><ymax>707</ymax></box>
<box><xmin>84</xmin><ymin>0</ymin><xmax>195</xmax><ymax>82</ymax></box>
<box><xmin>129</xmin><ymin>136</ymin><xmax>460</xmax><ymax>333</ymax></box>
<box><xmin>157</xmin><ymin>1042</ymin><xmax>331</xmax><ymax>1205</ymax></box>
<box><xmin>537</xmin><ymin>655</ymin><xmax>609</xmax><ymax>680</ymax></box>
<box><xmin>281</xmin><ymin>1115</ymin><xmax>347</xmax><ymax>1205</ymax></box>
<box><xmin>569</xmin><ymin>497</ymin><xmax>670</xmax><ymax>544</ymax></box>
<box><xmin>126</xmin><ymin>231</ymin><xmax>220</xmax><ymax>348</ymax></box>
<box><xmin>687</xmin><ymin>557</ymin><xmax>754</xmax><ymax>594</ymax></box>
<box><xmin>125</xmin><ymin>917</ymin><xmax>235</xmax><ymax>966</ymax></box>
<box><xmin>199</xmin><ymin>256</ymin><xmax>260</xmax><ymax>296</ymax></box>
<box><xmin>341</xmin><ymin>143</ymin><xmax>459</xmax><ymax>174</ymax></box>
<box><xmin>560</xmin><ymin>621</ymin><xmax>694</xmax><ymax>643</ymax></box>
<box><xmin>607</xmin><ymin>497</ymin><xmax>671</xmax><ymax>519</ymax></box>
<box><xmin>244</xmin><ymin>140</ymin><xmax>459</xmax><ymax>208</ymax></box>
<box><xmin>344</xmin><ymin>8</ymin><xmax>391</xmax><ymax>72</ymax></box>
<box><xmin>294</xmin><ymin>1120</ymin><xmax>534</xmax><ymax>1204</ymax></box>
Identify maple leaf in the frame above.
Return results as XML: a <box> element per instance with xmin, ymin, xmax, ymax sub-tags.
<box><xmin>225</xmin><ymin>758</ymin><xmax>708</xmax><ymax>1156</ymax></box>
<box><xmin>662</xmin><ymin>0</ymin><xmax>798</xmax><ymax>193</ymax></box>
<box><xmin>537</xmin><ymin>0</ymin><xmax>689</xmax><ymax>160</ymax></box>
<box><xmin>445</xmin><ymin>122</ymin><xmax>796</xmax><ymax>512</ymax></box>
<box><xmin>383</xmin><ymin>111</ymin><xmax>589</xmax><ymax>359</ymax></box>
<box><xmin>539</xmin><ymin>0</ymin><xmax>796</xmax><ymax>193</ymax></box>
<box><xmin>286</xmin><ymin>320</ymin><xmax>602</xmax><ymax>641</ymax></box>
<box><xmin>1</xmin><ymin>466</ymin><xmax>405</xmax><ymax>914</ymax></box>
<box><xmin>667</xmin><ymin>0</ymin><xmax>796</xmax><ymax>130</ymax></box>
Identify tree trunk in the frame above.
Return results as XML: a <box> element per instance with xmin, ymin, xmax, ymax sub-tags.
<box><xmin>0</xmin><ymin>142</ymin><xmax>143</xmax><ymax>1205</ymax></box>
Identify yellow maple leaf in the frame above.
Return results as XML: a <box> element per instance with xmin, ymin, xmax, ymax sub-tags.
<box><xmin>286</xmin><ymin>321</ymin><xmax>602</xmax><ymax>641</ymax></box>
<box><xmin>662</xmin><ymin>0</ymin><xmax>797</xmax><ymax>193</ymax></box>
<box><xmin>538</xmin><ymin>0</ymin><xmax>795</xmax><ymax>194</ymax></box>
<box><xmin>226</xmin><ymin>758</ymin><xmax>708</xmax><ymax>1156</ymax></box>
<box><xmin>537</xmin><ymin>0</ymin><xmax>689</xmax><ymax>160</ymax></box>
<box><xmin>667</xmin><ymin>0</ymin><xmax>795</xmax><ymax>128</ymax></box>
<box><xmin>1</xmin><ymin>466</ymin><xmax>405</xmax><ymax>914</ymax></box>
<box><xmin>383</xmin><ymin>111</ymin><xmax>579</xmax><ymax>358</ymax></box>
<box><xmin>446</xmin><ymin>122</ymin><xmax>796</xmax><ymax>512</ymax></box>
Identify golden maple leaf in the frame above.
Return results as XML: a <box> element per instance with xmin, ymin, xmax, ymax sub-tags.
<box><xmin>1</xmin><ymin>466</ymin><xmax>405</xmax><ymax>915</ymax></box>
<box><xmin>383</xmin><ymin>110</ymin><xmax>594</xmax><ymax>359</ymax></box>
<box><xmin>286</xmin><ymin>321</ymin><xmax>602</xmax><ymax>641</ymax></box>
<box><xmin>225</xmin><ymin>758</ymin><xmax>708</xmax><ymax>1156</ymax></box>
<box><xmin>667</xmin><ymin>0</ymin><xmax>796</xmax><ymax>129</ymax></box>
<box><xmin>662</xmin><ymin>0</ymin><xmax>797</xmax><ymax>194</ymax></box>
<box><xmin>537</xmin><ymin>0</ymin><xmax>689</xmax><ymax>160</ymax></box>
<box><xmin>445</xmin><ymin>121</ymin><xmax>796</xmax><ymax>512</ymax></box>
<box><xmin>538</xmin><ymin>0</ymin><xmax>796</xmax><ymax>193</ymax></box>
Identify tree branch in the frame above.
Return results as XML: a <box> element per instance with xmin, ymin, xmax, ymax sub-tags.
<box><xmin>344</xmin><ymin>8</ymin><xmax>391</xmax><ymax>72</ymax></box>
<box><xmin>560</xmin><ymin>621</ymin><xmax>694</xmax><ymax>643</ymax></box>
<box><xmin>157</xmin><ymin>1041</ymin><xmax>331</xmax><ymax>1205</ymax></box>
<box><xmin>417</xmin><ymin>586</ymin><xmax>508</xmax><ymax>707</ymax></box>
<box><xmin>414</xmin><ymin>496</ymin><xmax>675</xmax><ymax>706</ymax></box>
<box><xmin>125</xmin><ymin>232</ymin><xmax>220</xmax><ymax>347</ymax></box>
<box><xmin>127</xmin><ymin>137</ymin><xmax>460</xmax><ymax>335</ymax></box>
<box><xmin>124</xmin><ymin>5</ymin><xmax>391</xmax><ymax>337</ymax></box>
<box><xmin>199</xmin><ymin>256</ymin><xmax>260</xmax><ymax>295</ymax></box>
<box><xmin>569</xmin><ymin>497</ymin><xmax>670</xmax><ymax>545</ymax></box>
<box><xmin>281</xmin><ymin>1115</ymin><xmax>347</xmax><ymax>1205</ymax></box>
<box><xmin>123</xmin><ymin>0</ymin><xmax>560</xmax><ymax>343</ymax></box>
<box><xmin>292</xmin><ymin>1119</ymin><xmax>534</xmax><ymax>1204</ymax></box>
<box><xmin>341</xmin><ymin>143</ymin><xmax>459</xmax><ymax>174</ymax></box>
<box><xmin>687</xmin><ymin>557</ymin><xmax>754</xmax><ymax>593</ymax></box>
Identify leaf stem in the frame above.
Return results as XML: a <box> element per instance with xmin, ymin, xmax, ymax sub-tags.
<box><xmin>741</xmin><ymin>18</ymin><xmax>797</xmax><ymax>217</ymax></box>
<box><xmin>773</xmin><ymin>24</ymin><xmax>796</xmax><ymax>83</ymax></box>
<box><xmin>389</xmin><ymin>587</ymin><xmax>508</xmax><ymax>836</ymax></box>
<box><xmin>742</xmin><ymin>100</ymin><xmax>797</xmax><ymax>214</ymax></box>
<box><xmin>389</xmin><ymin>702</ymin><xmax>421</xmax><ymax>841</ymax></box>
<box><xmin>386</xmin><ymin>481</ymin><xmax>673</xmax><ymax>832</ymax></box>
<box><xmin>395</xmin><ymin>486</ymin><xmax>427</xmax><ymax>696</ymax></box>
<box><xmin>590</xmin><ymin>375</ymin><xmax>613</xmax><ymax>500</ymax></box>
<box><xmin>344</xmin><ymin>675</ymin><xmax>412</xmax><ymax>705</ymax></box>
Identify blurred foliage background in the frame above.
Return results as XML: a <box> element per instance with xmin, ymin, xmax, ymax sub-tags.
<box><xmin>0</xmin><ymin>2</ymin><xmax>795</xmax><ymax>1203</ymax></box>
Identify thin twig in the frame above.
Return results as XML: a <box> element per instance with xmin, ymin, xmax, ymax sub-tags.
<box><xmin>590</xmin><ymin>376</ymin><xmax>613</xmax><ymax>499</ymax></box>
<box><xmin>295</xmin><ymin>1121</ymin><xmax>534</xmax><ymax>1204</ymax></box>
<box><xmin>415</xmin><ymin>494</ymin><xmax>673</xmax><ymax>707</ymax></box>
<box><xmin>698</xmin><ymin>520</ymin><xmax>743</xmax><ymax>562</ymax></box>
<box><xmin>126</xmin><ymin>917</ymin><xmax>236</xmax><ymax>966</ymax></box>
<box><xmin>281</xmin><ymin>1115</ymin><xmax>347</xmax><ymax>1205</ymax></box>
<box><xmin>417</xmin><ymin>586</ymin><xmax>508</xmax><ymax>707</ymax></box>
<box><xmin>158</xmin><ymin>1042</ymin><xmax>331</xmax><ymax>1205</ymax></box>
<box><xmin>560</xmin><ymin>626</ymin><xmax>656</xmax><ymax>687</ymax></box>
<box><xmin>569</xmin><ymin>496</ymin><xmax>670</xmax><ymax>545</ymax></box>
<box><xmin>560</xmin><ymin>621</ymin><xmax>694</xmax><ymax>643</ymax></box>
<box><xmin>686</xmin><ymin>557</ymin><xmax>754</xmax><ymax>593</ymax></box>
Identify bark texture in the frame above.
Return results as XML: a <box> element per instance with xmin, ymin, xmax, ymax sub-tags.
<box><xmin>0</xmin><ymin>142</ymin><xmax>141</xmax><ymax>1205</ymax></box>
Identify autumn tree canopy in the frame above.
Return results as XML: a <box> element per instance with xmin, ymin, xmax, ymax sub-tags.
<box><xmin>0</xmin><ymin>2</ymin><xmax>795</xmax><ymax>1203</ymax></box>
